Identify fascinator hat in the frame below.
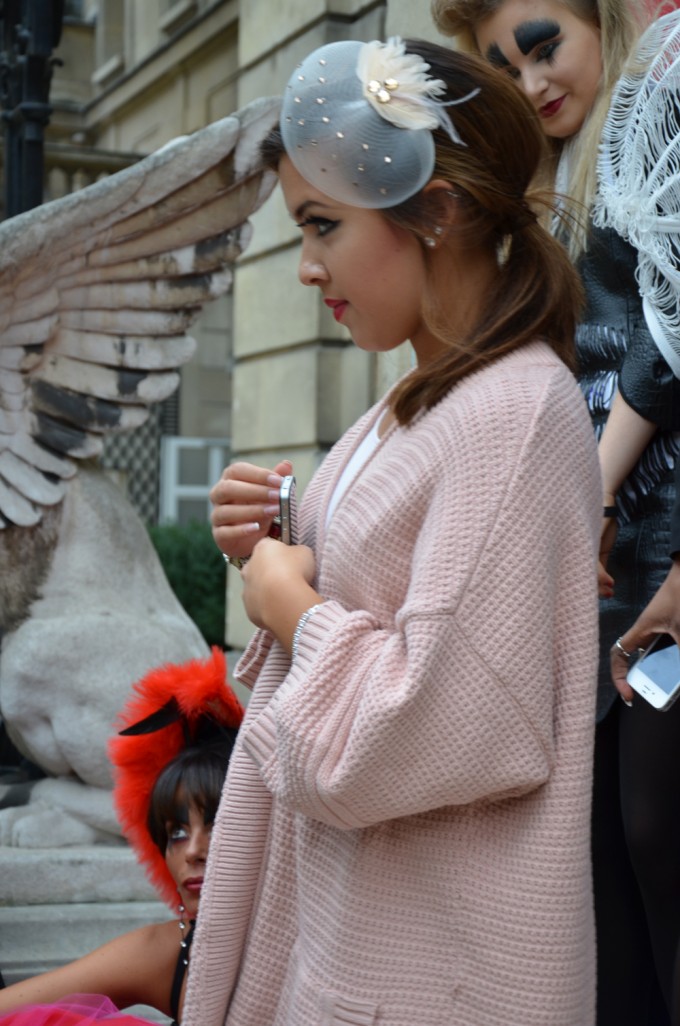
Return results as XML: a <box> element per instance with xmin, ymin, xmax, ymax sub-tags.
<box><xmin>108</xmin><ymin>646</ymin><xmax>244</xmax><ymax>908</ymax></box>
<box><xmin>281</xmin><ymin>37</ymin><xmax>478</xmax><ymax>209</ymax></box>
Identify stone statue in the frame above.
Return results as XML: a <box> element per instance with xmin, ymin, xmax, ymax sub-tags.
<box><xmin>0</xmin><ymin>96</ymin><xmax>279</xmax><ymax>846</ymax></box>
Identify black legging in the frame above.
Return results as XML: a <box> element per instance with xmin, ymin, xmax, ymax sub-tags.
<box><xmin>593</xmin><ymin>697</ymin><xmax>680</xmax><ymax>1026</ymax></box>
<box><xmin>674</xmin><ymin>939</ymin><xmax>680</xmax><ymax>1026</ymax></box>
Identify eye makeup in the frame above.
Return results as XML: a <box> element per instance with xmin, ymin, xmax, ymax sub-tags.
<box><xmin>514</xmin><ymin>19</ymin><xmax>561</xmax><ymax>55</ymax></box>
<box><xmin>486</xmin><ymin>42</ymin><xmax>509</xmax><ymax>68</ymax></box>
<box><xmin>484</xmin><ymin>18</ymin><xmax>561</xmax><ymax>67</ymax></box>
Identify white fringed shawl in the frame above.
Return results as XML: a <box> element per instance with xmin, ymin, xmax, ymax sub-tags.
<box><xmin>594</xmin><ymin>11</ymin><xmax>680</xmax><ymax>377</ymax></box>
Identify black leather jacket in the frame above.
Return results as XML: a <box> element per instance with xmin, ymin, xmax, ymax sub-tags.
<box><xmin>577</xmin><ymin>224</ymin><xmax>680</xmax><ymax>524</ymax></box>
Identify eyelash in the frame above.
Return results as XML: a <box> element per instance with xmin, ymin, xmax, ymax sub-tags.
<box><xmin>536</xmin><ymin>41</ymin><xmax>559</xmax><ymax>63</ymax></box>
<box><xmin>505</xmin><ymin>40</ymin><xmax>559</xmax><ymax>78</ymax></box>
<box><xmin>166</xmin><ymin>821</ymin><xmax>213</xmax><ymax>844</ymax></box>
<box><xmin>296</xmin><ymin>216</ymin><xmax>339</xmax><ymax>237</ymax></box>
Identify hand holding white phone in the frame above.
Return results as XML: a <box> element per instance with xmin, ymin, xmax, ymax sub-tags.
<box><xmin>626</xmin><ymin>634</ymin><xmax>680</xmax><ymax>710</ymax></box>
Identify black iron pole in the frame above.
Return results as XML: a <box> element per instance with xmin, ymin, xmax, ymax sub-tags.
<box><xmin>0</xmin><ymin>0</ymin><xmax>64</xmax><ymax>217</ymax></box>
<box><xmin>0</xmin><ymin>0</ymin><xmax>23</xmax><ymax>217</ymax></box>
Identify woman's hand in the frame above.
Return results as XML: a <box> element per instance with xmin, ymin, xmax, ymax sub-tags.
<box><xmin>596</xmin><ymin>391</ymin><xmax>657</xmax><ymax>597</ymax></box>
<box><xmin>242</xmin><ymin>537</ymin><xmax>321</xmax><ymax>653</ymax></box>
<box><xmin>210</xmin><ymin>459</ymin><xmax>293</xmax><ymax>561</ymax></box>
<box><xmin>598</xmin><ymin>501</ymin><xmax>617</xmax><ymax>599</ymax></box>
<box><xmin>611</xmin><ymin>558</ymin><xmax>680</xmax><ymax>703</ymax></box>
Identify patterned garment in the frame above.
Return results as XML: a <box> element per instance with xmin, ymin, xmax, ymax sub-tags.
<box><xmin>576</xmin><ymin>225</ymin><xmax>679</xmax><ymax>718</ymax></box>
<box><xmin>594</xmin><ymin>10</ymin><xmax>680</xmax><ymax>378</ymax></box>
<box><xmin>569</xmin><ymin>14</ymin><xmax>680</xmax><ymax>718</ymax></box>
<box><xmin>577</xmin><ymin>226</ymin><xmax>680</xmax><ymax>523</ymax></box>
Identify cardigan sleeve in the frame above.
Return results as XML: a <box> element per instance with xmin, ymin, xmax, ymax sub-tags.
<box><xmin>241</xmin><ymin>361</ymin><xmax>600</xmax><ymax>830</ymax></box>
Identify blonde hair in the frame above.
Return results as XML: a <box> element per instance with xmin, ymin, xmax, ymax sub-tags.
<box><xmin>431</xmin><ymin>0</ymin><xmax>648</xmax><ymax>258</ymax></box>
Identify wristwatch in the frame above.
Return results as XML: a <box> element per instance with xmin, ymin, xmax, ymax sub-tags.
<box><xmin>223</xmin><ymin>553</ymin><xmax>249</xmax><ymax>570</ymax></box>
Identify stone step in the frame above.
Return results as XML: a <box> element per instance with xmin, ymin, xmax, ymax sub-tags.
<box><xmin>0</xmin><ymin>845</ymin><xmax>172</xmax><ymax>1022</ymax></box>
<box><xmin>0</xmin><ymin>900</ymin><xmax>170</xmax><ymax>979</ymax></box>
<box><xmin>0</xmin><ymin>843</ymin><xmax>158</xmax><ymax>905</ymax></box>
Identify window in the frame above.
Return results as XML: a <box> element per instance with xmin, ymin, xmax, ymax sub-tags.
<box><xmin>159</xmin><ymin>437</ymin><xmax>228</xmax><ymax>525</ymax></box>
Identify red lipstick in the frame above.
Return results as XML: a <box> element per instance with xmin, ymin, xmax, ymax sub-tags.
<box><xmin>539</xmin><ymin>95</ymin><xmax>565</xmax><ymax>119</ymax></box>
<box><xmin>324</xmin><ymin>298</ymin><xmax>348</xmax><ymax>323</ymax></box>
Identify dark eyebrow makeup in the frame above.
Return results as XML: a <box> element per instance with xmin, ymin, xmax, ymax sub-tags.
<box><xmin>514</xmin><ymin>19</ymin><xmax>561</xmax><ymax>55</ymax></box>
<box><xmin>486</xmin><ymin>42</ymin><xmax>509</xmax><ymax>68</ymax></box>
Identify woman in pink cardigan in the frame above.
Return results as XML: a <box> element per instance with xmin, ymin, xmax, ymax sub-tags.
<box><xmin>183</xmin><ymin>40</ymin><xmax>601</xmax><ymax>1026</ymax></box>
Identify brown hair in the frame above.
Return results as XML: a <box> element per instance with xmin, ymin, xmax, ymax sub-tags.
<box><xmin>147</xmin><ymin>743</ymin><xmax>232</xmax><ymax>855</ymax></box>
<box><xmin>263</xmin><ymin>43</ymin><xmax>583</xmax><ymax>424</ymax></box>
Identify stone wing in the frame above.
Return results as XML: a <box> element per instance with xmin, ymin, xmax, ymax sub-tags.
<box><xmin>0</xmin><ymin>96</ymin><xmax>280</xmax><ymax>528</ymax></box>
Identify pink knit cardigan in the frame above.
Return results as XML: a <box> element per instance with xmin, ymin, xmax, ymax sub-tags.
<box><xmin>183</xmin><ymin>342</ymin><xmax>601</xmax><ymax>1026</ymax></box>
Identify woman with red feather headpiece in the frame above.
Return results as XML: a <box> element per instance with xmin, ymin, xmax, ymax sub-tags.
<box><xmin>0</xmin><ymin>646</ymin><xmax>243</xmax><ymax>1026</ymax></box>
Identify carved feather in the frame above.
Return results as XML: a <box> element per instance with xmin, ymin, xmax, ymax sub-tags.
<box><xmin>0</xmin><ymin>95</ymin><xmax>280</xmax><ymax>527</ymax></box>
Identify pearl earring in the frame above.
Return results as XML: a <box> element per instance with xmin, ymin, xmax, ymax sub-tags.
<box><xmin>178</xmin><ymin>900</ymin><xmax>189</xmax><ymax>966</ymax></box>
<box><xmin>425</xmin><ymin>226</ymin><xmax>443</xmax><ymax>248</ymax></box>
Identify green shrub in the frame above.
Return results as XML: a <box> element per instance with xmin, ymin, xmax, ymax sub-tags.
<box><xmin>148</xmin><ymin>520</ymin><xmax>225</xmax><ymax>647</ymax></box>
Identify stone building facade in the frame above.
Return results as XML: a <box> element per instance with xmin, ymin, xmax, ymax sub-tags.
<box><xmin>42</xmin><ymin>0</ymin><xmax>445</xmax><ymax>647</ymax></box>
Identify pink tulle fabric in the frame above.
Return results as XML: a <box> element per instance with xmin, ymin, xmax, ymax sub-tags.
<box><xmin>0</xmin><ymin>994</ymin><xmax>159</xmax><ymax>1026</ymax></box>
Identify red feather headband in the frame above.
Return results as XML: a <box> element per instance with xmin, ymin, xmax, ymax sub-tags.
<box><xmin>108</xmin><ymin>646</ymin><xmax>244</xmax><ymax>908</ymax></box>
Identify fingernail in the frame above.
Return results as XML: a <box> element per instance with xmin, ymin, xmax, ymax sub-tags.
<box><xmin>621</xmin><ymin>696</ymin><xmax>633</xmax><ymax>708</ymax></box>
<box><xmin>243</xmin><ymin>522</ymin><xmax>260</xmax><ymax>534</ymax></box>
<box><xmin>267</xmin><ymin>474</ymin><xmax>283</xmax><ymax>487</ymax></box>
<box><xmin>267</xmin><ymin>489</ymin><xmax>281</xmax><ymax>502</ymax></box>
<box><xmin>263</xmin><ymin>504</ymin><xmax>280</xmax><ymax>516</ymax></box>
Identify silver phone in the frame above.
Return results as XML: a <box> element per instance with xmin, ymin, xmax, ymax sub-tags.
<box><xmin>626</xmin><ymin>634</ymin><xmax>680</xmax><ymax>711</ymax></box>
<box><xmin>279</xmin><ymin>475</ymin><xmax>297</xmax><ymax>545</ymax></box>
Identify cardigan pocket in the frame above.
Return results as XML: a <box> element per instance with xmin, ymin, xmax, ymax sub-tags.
<box><xmin>321</xmin><ymin>992</ymin><xmax>378</xmax><ymax>1026</ymax></box>
<box><xmin>276</xmin><ymin>939</ymin><xmax>378</xmax><ymax>1025</ymax></box>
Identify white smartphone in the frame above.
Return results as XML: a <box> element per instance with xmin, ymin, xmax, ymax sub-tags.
<box><xmin>279</xmin><ymin>475</ymin><xmax>297</xmax><ymax>545</ymax></box>
<box><xmin>626</xmin><ymin>634</ymin><xmax>680</xmax><ymax>711</ymax></box>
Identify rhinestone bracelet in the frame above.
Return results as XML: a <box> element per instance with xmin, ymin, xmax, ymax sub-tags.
<box><xmin>292</xmin><ymin>604</ymin><xmax>323</xmax><ymax>662</ymax></box>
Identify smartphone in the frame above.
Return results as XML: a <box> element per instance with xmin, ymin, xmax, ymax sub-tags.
<box><xmin>279</xmin><ymin>475</ymin><xmax>297</xmax><ymax>545</ymax></box>
<box><xmin>626</xmin><ymin>634</ymin><xmax>680</xmax><ymax>711</ymax></box>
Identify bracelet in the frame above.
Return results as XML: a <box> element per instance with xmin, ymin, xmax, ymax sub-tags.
<box><xmin>603</xmin><ymin>506</ymin><xmax>617</xmax><ymax>519</ymax></box>
<box><xmin>292</xmin><ymin>604</ymin><xmax>323</xmax><ymax>662</ymax></box>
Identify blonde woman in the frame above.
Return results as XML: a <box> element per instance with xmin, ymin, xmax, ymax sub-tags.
<box><xmin>432</xmin><ymin>2</ymin><xmax>680</xmax><ymax>1023</ymax></box>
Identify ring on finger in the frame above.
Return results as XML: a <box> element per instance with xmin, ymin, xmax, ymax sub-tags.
<box><xmin>614</xmin><ymin>637</ymin><xmax>631</xmax><ymax>660</ymax></box>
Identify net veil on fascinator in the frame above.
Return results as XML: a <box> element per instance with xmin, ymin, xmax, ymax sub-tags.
<box><xmin>280</xmin><ymin>37</ymin><xmax>478</xmax><ymax>208</ymax></box>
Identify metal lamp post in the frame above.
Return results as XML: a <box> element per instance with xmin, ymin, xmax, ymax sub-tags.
<box><xmin>0</xmin><ymin>0</ymin><xmax>65</xmax><ymax>217</ymax></box>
